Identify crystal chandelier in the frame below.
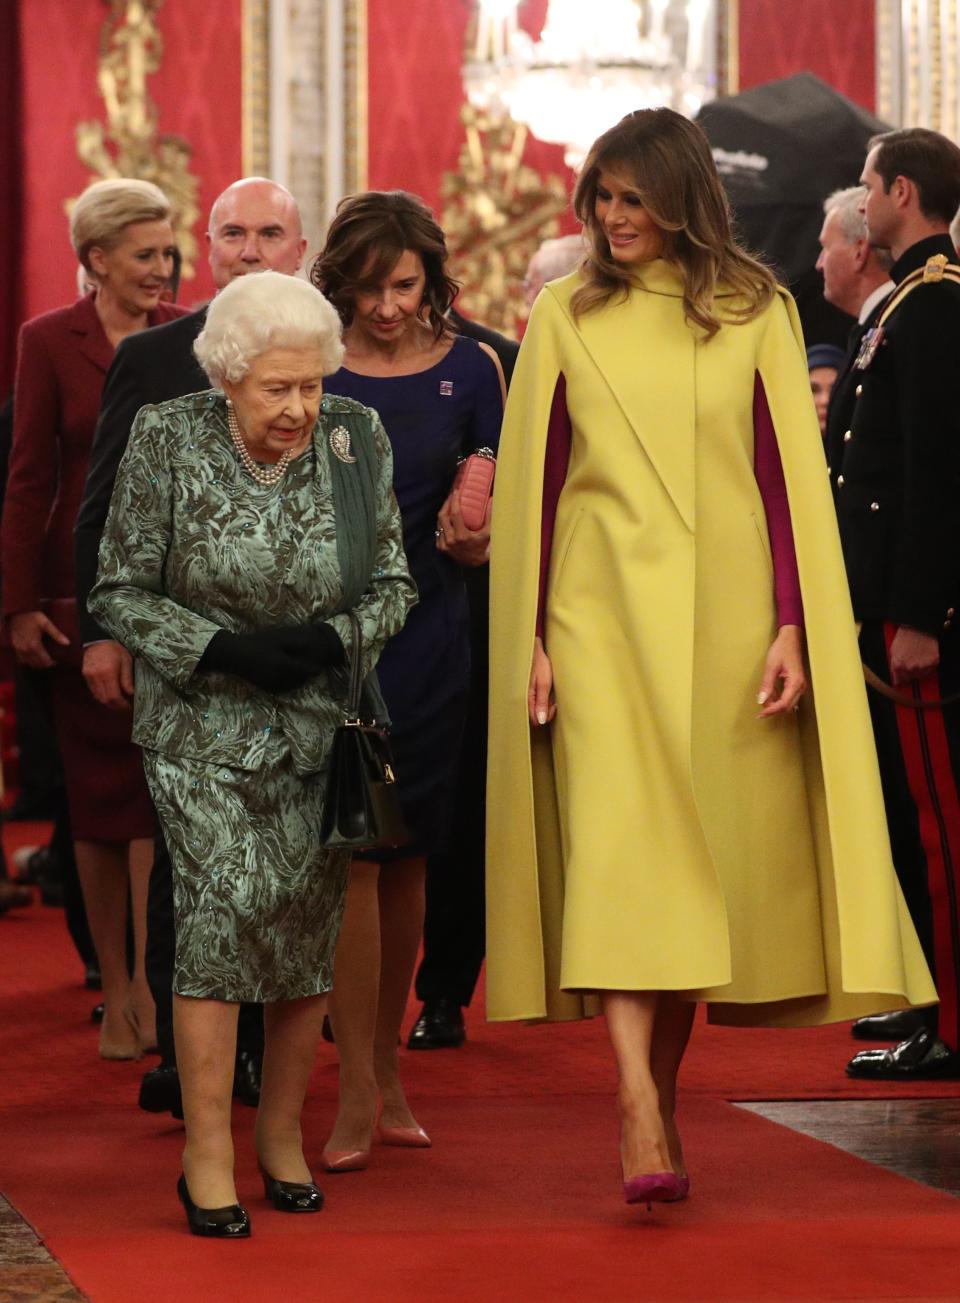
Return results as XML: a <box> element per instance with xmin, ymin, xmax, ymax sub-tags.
<box><xmin>465</xmin><ymin>0</ymin><xmax>718</xmax><ymax>168</ymax></box>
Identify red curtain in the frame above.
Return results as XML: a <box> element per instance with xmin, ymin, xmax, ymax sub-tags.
<box><xmin>1</xmin><ymin>1</ymin><xmax>24</xmax><ymax>395</ymax></box>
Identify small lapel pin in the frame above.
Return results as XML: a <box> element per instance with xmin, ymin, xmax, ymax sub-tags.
<box><xmin>329</xmin><ymin>426</ymin><xmax>357</xmax><ymax>464</ymax></box>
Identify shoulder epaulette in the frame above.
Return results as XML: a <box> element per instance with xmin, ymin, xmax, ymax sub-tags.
<box><xmin>878</xmin><ymin>255</ymin><xmax>960</xmax><ymax>327</ymax></box>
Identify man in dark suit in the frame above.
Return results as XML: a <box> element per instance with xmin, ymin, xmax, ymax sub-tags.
<box><xmin>75</xmin><ymin>177</ymin><xmax>307</xmax><ymax>1114</ymax></box>
<box><xmin>827</xmin><ymin>129</ymin><xmax>960</xmax><ymax>1080</ymax></box>
<box><xmin>407</xmin><ymin>311</ymin><xmax>518</xmax><ymax>1050</ymax></box>
<box><xmin>817</xmin><ymin>185</ymin><xmax>894</xmax><ymax>474</ymax></box>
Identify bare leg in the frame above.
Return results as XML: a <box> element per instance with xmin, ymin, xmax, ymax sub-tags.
<box><xmin>374</xmin><ymin>856</ymin><xmax>425</xmax><ymax>1130</ymax></box>
<box><xmin>127</xmin><ymin>837</ymin><xmax>156</xmax><ymax>1050</ymax></box>
<box><xmin>325</xmin><ymin>859</ymin><xmax>381</xmax><ymax>1153</ymax></box>
<box><xmin>256</xmin><ymin>994</ymin><xmax>327</xmax><ymax>1182</ymax></box>
<box><xmin>601</xmin><ymin>990</ymin><xmax>672</xmax><ymax>1179</ymax></box>
<box><xmin>174</xmin><ymin>994</ymin><xmax>240</xmax><ymax>1207</ymax></box>
<box><xmin>75</xmin><ymin>839</ymin><xmax>138</xmax><ymax>1059</ymax></box>
<box><xmin>650</xmin><ymin>994</ymin><xmax>696</xmax><ymax>1178</ymax></box>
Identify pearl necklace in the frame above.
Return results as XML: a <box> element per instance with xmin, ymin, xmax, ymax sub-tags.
<box><xmin>226</xmin><ymin>401</ymin><xmax>292</xmax><ymax>487</ymax></box>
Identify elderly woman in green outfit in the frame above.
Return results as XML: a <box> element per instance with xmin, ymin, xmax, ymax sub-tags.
<box><xmin>89</xmin><ymin>271</ymin><xmax>415</xmax><ymax>1238</ymax></box>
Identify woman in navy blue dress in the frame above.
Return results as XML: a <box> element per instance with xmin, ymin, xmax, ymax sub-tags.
<box><xmin>312</xmin><ymin>192</ymin><xmax>503</xmax><ymax>1168</ymax></box>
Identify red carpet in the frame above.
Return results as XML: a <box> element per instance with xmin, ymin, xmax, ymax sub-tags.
<box><xmin>3</xmin><ymin>838</ymin><xmax>960</xmax><ymax>1301</ymax></box>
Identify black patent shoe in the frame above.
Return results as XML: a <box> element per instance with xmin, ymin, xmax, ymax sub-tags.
<box><xmin>851</xmin><ymin>1008</ymin><xmax>935</xmax><ymax>1041</ymax></box>
<box><xmin>407</xmin><ymin>998</ymin><xmax>466</xmax><ymax>1050</ymax></box>
<box><xmin>139</xmin><ymin>1062</ymin><xmax>184</xmax><ymax>1119</ymax></box>
<box><xmin>90</xmin><ymin>1001</ymin><xmax>105</xmax><ymax>1024</ymax></box>
<box><xmin>260</xmin><ymin>1167</ymin><xmax>324</xmax><ymax>1213</ymax></box>
<box><xmin>233</xmin><ymin>1049</ymin><xmax>262</xmax><ymax>1106</ymax></box>
<box><xmin>846</xmin><ymin>1026</ymin><xmax>960</xmax><ymax>1080</ymax></box>
<box><xmin>177</xmin><ymin>1174</ymin><xmax>250</xmax><ymax>1238</ymax></box>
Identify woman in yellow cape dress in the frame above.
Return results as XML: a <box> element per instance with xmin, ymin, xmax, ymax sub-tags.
<box><xmin>486</xmin><ymin>109</ymin><xmax>935</xmax><ymax>1207</ymax></box>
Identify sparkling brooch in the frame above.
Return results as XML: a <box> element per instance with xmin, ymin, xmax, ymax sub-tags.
<box><xmin>329</xmin><ymin>426</ymin><xmax>356</xmax><ymax>464</ymax></box>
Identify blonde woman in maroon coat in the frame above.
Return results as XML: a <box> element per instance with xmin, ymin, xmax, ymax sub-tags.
<box><xmin>2</xmin><ymin>179</ymin><xmax>187</xmax><ymax>1059</ymax></box>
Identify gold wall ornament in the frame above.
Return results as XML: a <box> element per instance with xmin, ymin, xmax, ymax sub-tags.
<box><xmin>73</xmin><ymin>0</ymin><xmax>201</xmax><ymax>280</ymax></box>
<box><xmin>441</xmin><ymin>105</ymin><xmax>569</xmax><ymax>338</ymax></box>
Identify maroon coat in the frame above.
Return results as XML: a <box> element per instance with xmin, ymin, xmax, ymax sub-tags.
<box><xmin>2</xmin><ymin>292</ymin><xmax>186</xmax><ymax>617</ymax></box>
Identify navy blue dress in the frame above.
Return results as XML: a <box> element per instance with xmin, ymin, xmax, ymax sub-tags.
<box><xmin>325</xmin><ymin>334</ymin><xmax>503</xmax><ymax>855</ymax></box>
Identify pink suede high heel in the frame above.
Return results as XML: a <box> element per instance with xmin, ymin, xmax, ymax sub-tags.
<box><xmin>375</xmin><ymin>1122</ymin><xmax>431</xmax><ymax>1148</ymax></box>
<box><xmin>320</xmin><ymin>1148</ymin><xmax>370</xmax><ymax>1174</ymax></box>
<box><xmin>623</xmin><ymin>1171</ymin><xmax>685</xmax><ymax>1208</ymax></box>
<box><xmin>664</xmin><ymin>1174</ymin><xmax>690</xmax><ymax>1202</ymax></box>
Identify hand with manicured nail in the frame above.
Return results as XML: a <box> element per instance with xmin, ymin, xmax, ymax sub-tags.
<box><xmin>757</xmin><ymin>624</ymin><xmax>807</xmax><ymax>718</ymax></box>
<box><xmin>528</xmin><ymin>635</ymin><xmax>557</xmax><ymax>727</ymax></box>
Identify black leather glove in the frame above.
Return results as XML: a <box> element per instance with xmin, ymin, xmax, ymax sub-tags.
<box><xmin>199</xmin><ymin>623</ymin><xmax>344</xmax><ymax>694</ymax></box>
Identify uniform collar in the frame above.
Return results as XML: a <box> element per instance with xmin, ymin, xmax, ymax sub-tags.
<box><xmin>890</xmin><ymin>233</ymin><xmax>957</xmax><ymax>284</ymax></box>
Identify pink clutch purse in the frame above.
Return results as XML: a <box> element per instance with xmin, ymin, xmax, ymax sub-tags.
<box><xmin>453</xmin><ymin>446</ymin><xmax>496</xmax><ymax>531</ymax></box>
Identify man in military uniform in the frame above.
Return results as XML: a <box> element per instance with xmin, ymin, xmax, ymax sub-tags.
<box><xmin>831</xmin><ymin>128</ymin><xmax>960</xmax><ymax>1079</ymax></box>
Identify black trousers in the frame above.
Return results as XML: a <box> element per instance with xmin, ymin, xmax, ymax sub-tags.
<box><xmin>415</xmin><ymin>569</ymin><xmax>488</xmax><ymax>1008</ymax></box>
<box><xmin>16</xmin><ymin>668</ymin><xmax>94</xmax><ymax>969</ymax></box>
<box><xmin>14</xmin><ymin>664</ymin><xmax>60</xmax><ymax>811</ymax></box>
<box><xmin>146</xmin><ymin>815</ymin><xmax>264</xmax><ymax>1066</ymax></box>
<box><xmin>861</xmin><ymin>620</ymin><xmax>960</xmax><ymax>1045</ymax></box>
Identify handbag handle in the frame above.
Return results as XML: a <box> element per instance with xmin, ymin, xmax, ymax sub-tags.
<box><xmin>345</xmin><ymin>610</ymin><xmax>364</xmax><ymax>721</ymax></box>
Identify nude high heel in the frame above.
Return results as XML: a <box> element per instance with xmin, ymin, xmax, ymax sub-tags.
<box><xmin>320</xmin><ymin>1147</ymin><xmax>370</xmax><ymax>1173</ymax></box>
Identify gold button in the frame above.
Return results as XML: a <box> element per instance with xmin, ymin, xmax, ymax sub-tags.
<box><xmin>855</xmin><ymin>384</ymin><xmax>863</xmax><ymax>397</ymax></box>
<box><xmin>837</xmin><ymin>475</ymin><xmax>845</xmax><ymax>487</ymax></box>
<box><xmin>844</xmin><ymin>431</ymin><xmax>852</xmax><ymax>442</ymax></box>
<box><xmin>870</xmin><ymin>501</ymin><xmax>880</xmax><ymax>511</ymax></box>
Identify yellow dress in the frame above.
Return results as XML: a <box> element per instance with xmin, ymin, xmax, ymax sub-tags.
<box><xmin>486</xmin><ymin>262</ymin><xmax>936</xmax><ymax>1027</ymax></box>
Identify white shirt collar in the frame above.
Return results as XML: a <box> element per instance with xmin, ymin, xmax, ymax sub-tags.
<box><xmin>858</xmin><ymin>279</ymin><xmax>895</xmax><ymax>324</ymax></box>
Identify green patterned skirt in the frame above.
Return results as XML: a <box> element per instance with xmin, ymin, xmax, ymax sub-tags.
<box><xmin>143</xmin><ymin>734</ymin><xmax>350</xmax><ymax>1002</ymax></box>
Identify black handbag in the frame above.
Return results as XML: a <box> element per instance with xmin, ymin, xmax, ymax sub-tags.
<box><xmin>320</xmin><ymin>612</ymin><xmax>409</xmax><ymax>852</ymax></box>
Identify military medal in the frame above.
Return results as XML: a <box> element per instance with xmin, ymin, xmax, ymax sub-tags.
<box><xmin>854</xmin><ymin>324</ymin><xmax>885</xmax><ymax>371</ymax></box>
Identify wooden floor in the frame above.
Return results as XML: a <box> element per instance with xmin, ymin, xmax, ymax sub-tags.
<box><xmin>0</xmin><ymin>1195</ymin><xmax>85</xmax><ymax>1302</ymax></box>
<box><xmin>740</xmin><ymin>1099</ymin><xmax>960</xmax><ymax>1199</ymax></box>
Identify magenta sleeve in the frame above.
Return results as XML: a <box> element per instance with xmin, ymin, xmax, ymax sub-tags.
<box><xmin>753</xmin><ymin>373</ymin><xmax>804</xmax><ymax>628</ymax></box>
<box><xmin>536</xmin><ymin>375</ymin><xmax>572</xmax><ymax>639</ymax></box>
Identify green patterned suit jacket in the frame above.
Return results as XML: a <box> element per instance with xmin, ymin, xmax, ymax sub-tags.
<box><xmin>89</xmin><ymin>389</ymin><xmax>416</xmax><ymax>774</ymax></box>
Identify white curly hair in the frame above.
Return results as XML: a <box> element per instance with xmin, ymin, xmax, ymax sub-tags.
<box><xmin>194</xmin><ymin>271</ymin><xmax>345</xmax><ymax>386</ymax></box>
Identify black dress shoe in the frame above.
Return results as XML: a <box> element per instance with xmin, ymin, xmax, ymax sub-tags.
<box><xmin>260</xmin><ymin>1167</ymin><xmax>324</xmax><ymax>1212</ymax></box>
<box><xmin>177</xmin><ymin>1174</ymin><xmax>250</xmax><ymax>1238</ymax></box>
<box><xmin>91</xmin><ymin>1001</ymin><xmax>105</xmax><ymax>1024</ymax></box>
<box><xmin>846</xmin><ymin>1026</ymin><xmax>960</xmax><ymax>1080</ymax></box>
<box><xmin>233</xmin><ymin>1049</ymin><xmax>262</xmax><ymax>1106</ymax></box>
<box><xmin>407</xmin><ymin>998</ymin><xmax>466</xmax><ymax>1050</ymax></box>
<box><xmin>139</xmin><ymin>1063</ymin><xmax>184</xmax><ymax>1119</ymax></box>
<box><xmin>851</xmin><ymin>1008</ymin><xmax>934</xmax><ymax>1041</ymax></box>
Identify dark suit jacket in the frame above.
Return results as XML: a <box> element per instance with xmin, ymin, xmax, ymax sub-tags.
<box><xmin>75</xmin><ymin>306</ymin><xmax>208</xmax><ymax>641</ymax></box>
<box><xmin>1</xmin><ymin>293</ymin><xmax>185</xmax><ymax>620</ymax></box>
<box><xmin>829</xmin><ymin>235</ymin><xmax>960</xmax><ymax>635</ymax></box>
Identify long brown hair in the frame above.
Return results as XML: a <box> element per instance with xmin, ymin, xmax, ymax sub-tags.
<box><xmin>572</xmin><ymin>109</ymin><xmax>776</xmax><ymax>339</ymax></box>
<box><xmin>311</xmin><ymin>190</ymin><xmax>459</xmax><ymax>341</ymax></box>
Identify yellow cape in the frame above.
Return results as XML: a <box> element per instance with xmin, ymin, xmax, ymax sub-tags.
<box><xmin>486</xmin><ymin>265</ymin><xmax>936</xmax><ymax>1027</ymax></box>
